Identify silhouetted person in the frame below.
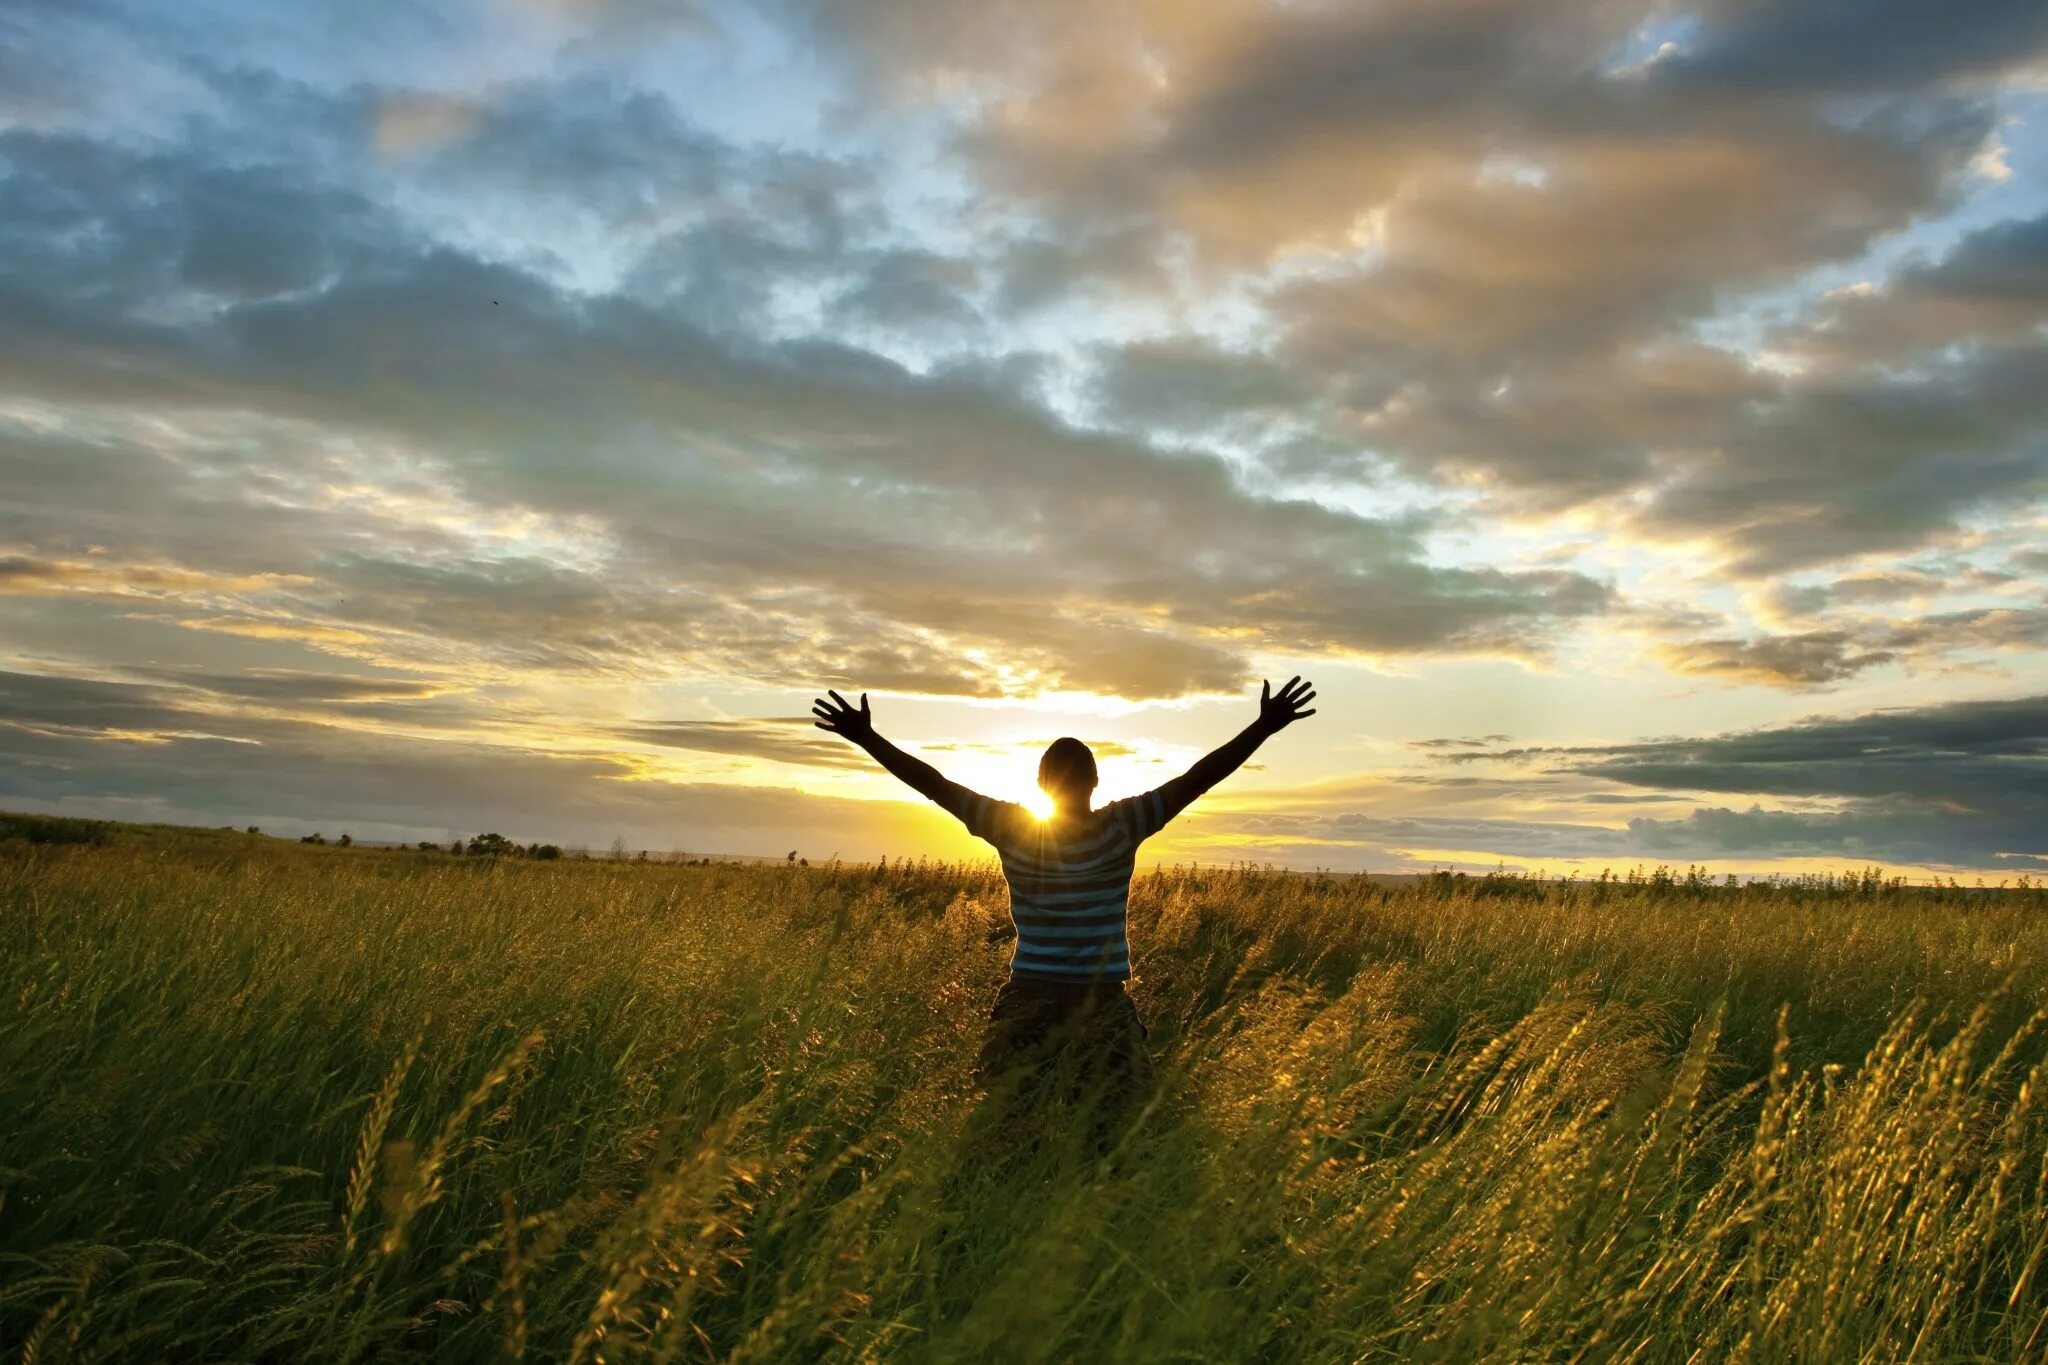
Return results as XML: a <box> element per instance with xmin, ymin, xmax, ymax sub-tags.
<box><xmin>812</xmin><ymin>678</ymin><xmax>1318</xmax><ymax>1117</ymax></box>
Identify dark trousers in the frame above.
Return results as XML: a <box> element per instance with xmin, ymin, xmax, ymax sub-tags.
<box><xmin>975</xmin><ymin>977</ymin><xmax>1153</xmax><ymax>1110</ymax></box>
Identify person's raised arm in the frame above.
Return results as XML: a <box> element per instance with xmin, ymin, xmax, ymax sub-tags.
<box><xmin>811</xmin><ymin>689</ymin><xmax>974</xmax><ymax>810</ymax></box>
<box><xmin>1150</xmin><ymin>677</ymin><xmax>1317</xmax><ymax>825</ymax></box>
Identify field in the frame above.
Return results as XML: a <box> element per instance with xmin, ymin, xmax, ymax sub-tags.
<box><xmin>4</xmin><ymin>825</ymin><xmax>2047</xmax><ymax>1362</ymax></box>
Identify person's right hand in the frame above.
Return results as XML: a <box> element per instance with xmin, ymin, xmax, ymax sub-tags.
<box><xmin>812</xmin><ymin>689</ymin><xmax>877</xmax><ymax>744</ymax></box>
<box><xmin>1257</xmin><ymin>677</ymin><xmax>1317</xmax><ymax>734</ymax></box>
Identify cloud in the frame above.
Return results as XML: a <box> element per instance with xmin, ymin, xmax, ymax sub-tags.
<box><xmin>0</xmin><ymin>553</ymin><xmax>310</xmax><ymax>601</ymax></box>
<box><xmin>612</xmin><ymin>716</ymin><xmax>870</xmax><ymax>769</ymax></box>
<box><xmin>1624</xmin><ymin>803</ymin><xmax>2048</xmax><ymax>871</ymax></box>
<box><xmin>1791</xmin><ymin>211</ymin><xmax>2048</xmax><ymax>367</ymax></box>
<box><xmin>829</xmin><ymin>249</ymin><xmax>982</xmax><ymax>333</ymax></box>
<box><xmin>1762</xmin><ymin>569</ymin><xmax>2005</xmax><ymax>618</ymax></box>
<box><xmin>1088</xmin><ymin>338</ymin><xmax>1309</xmax><ymax>439</ymax></box>
<box><xmin>1655</xmin><ymin>632</ymin><xmax>1900</xmax><ymax>687</ymax></box>
<box><xmin>1649</xmin><ymin>606</ymin><xmax>2048</xmax><ymax>688</ymax></box>
<box><xmin>1247</xmin><ymin>693</ymin><xmax>2048</xmax><ymax>870</ymax></box>
<box><xmin>2010</xmin><ymin>547</ymin><xmax>2048</xmax><ymax>576</ymax></box>
<box><xmin>0</xmin><ymin>105</ymin><xmax>1614</xmax><ymax>701</ymax></box>
<box><xmin>1455</xmin><ymin>693</ymin><xmax>2048</xmax><ymax>867</ymax></box>
<box><xmin>1661</xmin><ymin>0</ymin><xmax>2048</xmax><ymax>92</ymax></box>
<box><xmin>1407</xmin><ymin>735</ymin><xmax>1515</xmax><ymax>751</ymax></box>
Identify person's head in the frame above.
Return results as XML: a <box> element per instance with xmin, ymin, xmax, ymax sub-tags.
<box><xmin>1037</xmin><ymin>736</ymin><xmax>1097</xmax><ymax>811</ymax></box>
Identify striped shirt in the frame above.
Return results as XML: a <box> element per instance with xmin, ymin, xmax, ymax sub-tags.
<box><xmin>941</xmin><ymin>788</ymin><xmax>1174</xmax><ymax>983</ymax></box>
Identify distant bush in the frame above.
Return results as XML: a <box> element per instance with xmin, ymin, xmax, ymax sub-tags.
<box><xmin>0</xmin><ymin>813</ymin><xmax>113</xmax><ymax>846</ymax></box>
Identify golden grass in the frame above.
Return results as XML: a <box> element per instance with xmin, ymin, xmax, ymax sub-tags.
<box><xmin>2</xmin><ymin>839</ymin><xmax>2045</xmax><ymax>1361</ymax></box>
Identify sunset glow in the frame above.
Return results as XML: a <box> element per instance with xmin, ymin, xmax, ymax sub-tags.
<box><xmin>0</xmin><ymin>1</ymin><xmax>2045</xmax><ymax>876</ymax></box>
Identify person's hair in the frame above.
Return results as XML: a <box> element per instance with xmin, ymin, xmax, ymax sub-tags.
<box><xmin>1037</xmin><ymin>736</ymin><xmax>1097</xmax><ymax>797</ymax></box>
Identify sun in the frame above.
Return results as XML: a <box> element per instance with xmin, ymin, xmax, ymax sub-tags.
<box><xmin>1021</xmin><ymin>789</ymin><xmax>1054</xmax><ymax>821</ymax></box>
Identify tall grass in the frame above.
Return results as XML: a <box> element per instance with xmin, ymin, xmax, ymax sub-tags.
<box><xmin>3</xmin><ymin>839</ymin><xmax>2045</xmax><ymax>1361</ymax></box>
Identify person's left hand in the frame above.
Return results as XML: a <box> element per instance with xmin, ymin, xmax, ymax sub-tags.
<box><xmin>812</xmin><ymin>689</ymin><xmax>876</xmax><ymax>744</ymax></box>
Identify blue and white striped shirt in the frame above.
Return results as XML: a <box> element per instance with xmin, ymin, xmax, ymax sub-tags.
<box><xmin>942</xmin><ymin>788</ymin><xmax>1175</xmax><ymax>983</ymax></box>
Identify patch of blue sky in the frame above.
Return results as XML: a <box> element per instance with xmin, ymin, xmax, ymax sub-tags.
<box><xmin>1285</xmin><ymin>465</ymin><xmax>1478</xmax><ymax>530</ymax></box>
<box><xmin>609</xmin><ymin>0</ymin><xmax>842</xmax><ymax>149</ymax></box>
<box><xmin>1600</xmin><ymin>12</ymin><xmax>1703</xmax><ymax>79</ymax></box>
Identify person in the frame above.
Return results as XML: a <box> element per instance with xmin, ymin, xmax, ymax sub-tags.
<box><xmin>811</xmin><ymin>677</ymin><xmax>1318</xmax><ymax>1109</ymax></box>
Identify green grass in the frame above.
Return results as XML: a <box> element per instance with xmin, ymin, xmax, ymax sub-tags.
<box><xmin>3</xmin><ymin>830</ymin><xmax>2046</xmax><ymax>1361</ymax></box>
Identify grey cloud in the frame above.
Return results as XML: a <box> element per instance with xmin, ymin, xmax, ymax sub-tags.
<box><xmin>613</xmin><ymin>716</ymin><xmax>869</xmax><ymax>769</ymax></box>
<box><xmin>130</xmin><ymin>667</ymin><xmax>446</xmax><ymax>705</ymax></box>
<box><xmin>1637</xmin><ymin>343</ymin><xmax>2048</xmax><ymax>575</ymax></box>
<box><xmin>1764</xmin><ymin>569</ymin><xmax>2008</xmax><ymax>617</ymax></box>
<box><xmin>1663</xmin><ymin>0</ymin><xmax>2048</xmax><ymax>92</ymax></box>
<box><xmin>829</xmin><ymin>249</ymin><xmax>981</xmax><ymax>333</ymax></box>
<box><xmin>1493</xmin><ymin>694</ymin><xmax>2048</xmax><ymax>811</ymax></box>
<box><xmin>989</xmin><ymin>228</ymin><xmax>1168</xmax><ymax>317</ymax></box>
<box><xmin>1407</xmin><ymin>734</ymin><xmax>1514</xmax><ymax>751</ymax></box>
<box><xmin>1910</xmin><ymin>213</ymin><xmax>2048</xmax><ymax>304</ymax></box>
<box><xmin>1888</xmin><ymin>606</ymin><xmax>2048</xmax><ymax>653</ymax></box>
<box><xmin>1793</xmin><ymin>211</ymin><xmax>2048</xmax><ymax>366</ymax></box>
<box><xmin>1089</xmin><ymin>339</ymin><xmax>1309</xmax><ymax>438</ymax></box>
<box><xmin>1396</xmin><ymin>693</ymin><xmax>2048</xmax><ymax>869</ymax></box>
<box><xmin>1625</xmin><ymin>804</ymin><xmax>2048</xmax><ymax>872</ymax></box>
<box><xmin>0</xmin><ymin>668</ymin><xmax>199</xmax><ymax>734</ymax></box>
<box><xmin>1656</xmin><ymin>631</ymin><xmax>1899</xmax><ymax>687</ymax></box>
<box><xmin>1653</xmin><ymin>603</ymin><xmax>2048</xmax><ymax>688</ymax></box>
<box><xmin>1194</xmin><ymin>795</ymin><xmax>2044</xmax><ymax>874</ymax></box>
<box><xmin>395</xmin><ymin>77</ymin><xmax>734</xmax><ymax>218</ymax></box>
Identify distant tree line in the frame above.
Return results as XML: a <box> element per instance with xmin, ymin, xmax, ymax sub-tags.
<box><xmin>295</xmin><ymin>831</ymin><xmax>564</xmax><ymax>859</ymax></box>
<box><xmin>456</xmin><ymin>832</ymin><xmax>563</xmax><ymax>859</ymax></box>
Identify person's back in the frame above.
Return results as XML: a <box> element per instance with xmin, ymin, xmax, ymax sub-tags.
<box><xmin>811</xmin><ymin>679</ymin><xmax>1317</xmax><ymax>1101</ymax></box>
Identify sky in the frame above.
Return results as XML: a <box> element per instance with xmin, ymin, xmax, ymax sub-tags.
<box><xmin>0</xmin><ymin>0</ymin><xmax>2045</xmax><ymax>877</ymax></box>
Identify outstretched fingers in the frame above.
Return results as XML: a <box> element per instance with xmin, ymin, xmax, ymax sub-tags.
<box><xmin>1267</xmin><ymin>676</ymin><xmax>1317</xmax><ymax>727</ymax></box>
<box><xmin>813</xmin><ymin>688</ymin><xmax>875</xmax><ymax>736</ymax></box>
